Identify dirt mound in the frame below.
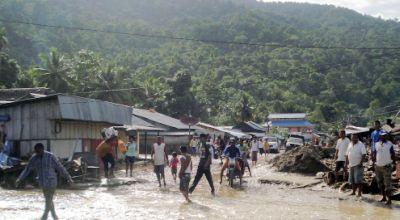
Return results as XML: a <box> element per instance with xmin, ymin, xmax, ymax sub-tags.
<box><xmin>271</xmin><ymin>145</ymin><xmax>330</xmax><ymax>174</ymax></box>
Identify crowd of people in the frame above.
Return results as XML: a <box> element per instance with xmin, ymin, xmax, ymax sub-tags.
<box><xmin>13</xmin><ymin>119</ymin><xmax>400</xmax><ymax>219</ymax></box>
<box><xmin>334</xmin><ymin>120</ymin><xmax>398</xmax><ymax>205</ymax></box>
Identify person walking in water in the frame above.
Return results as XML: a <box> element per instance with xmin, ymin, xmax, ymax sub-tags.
<box><xmin>124</xmin><ymin>136</ymin><xmax>137</xmax><ymax>177</ymax></box>
<box><xmin>16</xmin><ymin>143</ymin><xmax>73</xmax><ymax>220</ymax></box>
<box><xmin>170</xmin><ymin>152</ymin><xmax>179</xmax><ymax>182</ymax></box>
<box><xmin>179</xmin><ymin>146</ymin><xmax>192</xmax><ymax>202</ymax></box>
<box><xmin>250</xmin><ymin>138</ymin><xmax>258</xmax><ymax>166</ymax></box>
<box><xmin>152</xmin><ymin>136</ymin><xmax>168</xmax><ymax>187</ymax></box>
<box><xmin>189</xmin><ymin>134</ymin><xmax>215</xmax><ymax>195</ymax></box>
<box><xmin>96</xmin><ymin>128</ymin><xmax>120</xmax><ymax>178</ymax></box>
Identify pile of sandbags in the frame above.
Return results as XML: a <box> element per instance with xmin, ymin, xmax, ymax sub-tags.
<box><xmin>271</xmin><ymin>145</ymin><xmax>330</xmax><ymax>174</ymax></box>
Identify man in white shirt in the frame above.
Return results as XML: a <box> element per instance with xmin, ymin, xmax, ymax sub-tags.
<box><xmin>372</xmin><ymin>132</ymin><xmax>396</xmax><ymax>205</ymax></box>
<box><xmin>345</xmin><ymin>134</ymin><xmax>366</xmax><ymax>197</ymax></box>
<box><xmin>335</xmin><ymin>130</ymin><xmax>350</xmax><ymax>173</ymax></box>
<box><xmin>151</xmin><ymin>136</ymin><xmax>169</xmax><ymax>187</ymax></box>
<box><xmin>250</xmin><ymin>139</ymin><xmax>258</xmax><ymax>166</ymax></box>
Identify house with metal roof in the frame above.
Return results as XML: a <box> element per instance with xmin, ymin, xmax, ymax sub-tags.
<box><xmin>0</xmin><ymin>94</ymin><xmax>132</xmax><ymax>159</ymax></box>
<box><xmin>131</xmin><ymin>108</ymin><xmax>201</xmax><ymax>152</ymax></box>
<box><xmin>232</xmin><ymin>121</ymin><xmax>266</xmax><ymax>137</ymax></box>
<box><xmin>265</xmin><ymin>113</ymin><xmax>313</xmax><ymax>133</ymax></box>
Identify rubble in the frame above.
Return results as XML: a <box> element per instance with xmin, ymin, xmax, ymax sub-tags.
<box><xmin>271</xmin><ymin>145</ymin><xmax>330</xmax><ymax>174</ymax></box>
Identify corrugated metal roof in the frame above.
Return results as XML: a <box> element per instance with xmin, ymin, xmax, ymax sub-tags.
<box><xmin>268</xmin><ymin>113</ymin><xmax>306</xmax><ymax>119</ymax></box>
<box><xmin>132</xmin><ymin>108</ymin><xmax>190</xmax><ymax>130</ymax></box>
<box><xmin>269</xmin><ymin>120</ymin><xmax>313</xmax><ymax>127</ymax></box>
<box><xmin>132</xmin><ymin>115</ymin><xmax>155</xmax><ymax>127</ymax></box>
<box><xmin>246</xmin><ymin>121</ymin><xmax>267</xmax><ymax>131</ymax></box>
<box><xmin>58</xmin><ymin>95</ymin><xmax>131</xmax><ymax>125</ymax></box>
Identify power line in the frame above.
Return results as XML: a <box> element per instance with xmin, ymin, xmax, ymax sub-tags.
<box><xmin>1</xmin><ymin>18</ymin><xmax>400</xmax><ymax>51</ymax></box>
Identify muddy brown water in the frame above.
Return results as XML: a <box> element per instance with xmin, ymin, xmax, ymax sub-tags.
<box><xmin>1</xmin><ymin>156</ymin><xmax>399</xmax><ymax>220</ymax></box>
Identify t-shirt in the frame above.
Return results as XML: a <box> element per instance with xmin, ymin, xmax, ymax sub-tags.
<box><xmin>96</xmin><ymin>141</ymin><xmax>111</xmax><ymax>158</ymax></box>
<box><xmin>346</xmin><ymin>141</ymin><xmax>366</xmax><ymax>167</ymax></box>
<box><xmin>125</xmin><ymin>142</ymin><xmax>137</xmax><ymax>157</ymax></box>
<box><xmin>199</xmin><ymin>142</ymin><xmax>211</xmax><ymax>168</ymax></box>
<box><xmin>223</xmin><ymin>144</ymin><xmax>241</xmax><ymax>158</ymax></box>
<box><xmin>371</xmin><ymin>130</ymin><xmax>383</xmax><ymax>152</ymax></box>
<box><xmin>374</xmin><ymin>141</ymin><xmax>395</xmax><ymax>166</ymax></box>
<box><xmin>251</xmin><ymin>141</ymin><xmax>258</xmax><ymax>152</ymax></box>
<box><xmin>336</xmin><ymin>137</ymin><xmax>350</xmax><ymax>162</ymax></box>
<box><xmin>170</xmin><ymin>157</ymin><xmax>179</xmax><ymax>169</ymax></box>
<box><xmin>258</xmin><ymin>141</ymin><xmax>263</xmax><ymax>149</ymax></box>
<box><xmin>153</xmin><ymin>143</ymin><xmax>166</xmax><ymax>166</ymax></box>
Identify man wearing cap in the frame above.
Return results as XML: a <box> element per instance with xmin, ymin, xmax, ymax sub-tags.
<box><xmin>372</xmin><ymin>132</ymin><xmax>396</xmax><ymax>205</ymax></box>
<box><xmin>189</xmin><ymin>133</ymin><xmax>215</xmax><ymax>195</ymax></box>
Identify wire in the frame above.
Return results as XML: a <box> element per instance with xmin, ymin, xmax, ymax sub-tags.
<box><xmin>2</xmin><ymin>18</ymin><xmax>400</xmax><ymax>51</ymax></box>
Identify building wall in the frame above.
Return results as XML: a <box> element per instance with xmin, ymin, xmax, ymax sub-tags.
<box><xmin>0</xmin><ymin>98</ymin><xmax>60</xmax><ymax>140</ymax></box>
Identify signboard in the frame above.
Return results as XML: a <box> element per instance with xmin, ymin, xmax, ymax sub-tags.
<box><xmin>0</xmin><ymin>114</ymin><xmax>10</xmax><ymax>122</ymax></box>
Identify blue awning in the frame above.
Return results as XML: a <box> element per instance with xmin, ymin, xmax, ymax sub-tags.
<box><xmin>270</xmin><ymin>120</ymin><xmax>313</xmax><ymax>127</ymax></box>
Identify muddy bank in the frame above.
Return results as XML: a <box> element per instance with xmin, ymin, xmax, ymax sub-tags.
<box><xmin>271</xmin><ymin>145</ymin><xmax>331</xmax><ymax>174</ymax></box>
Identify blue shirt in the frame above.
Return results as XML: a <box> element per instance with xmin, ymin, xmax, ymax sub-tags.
<box><xmin>371</xmin><ymin>130</ymin><xmax>383</xmax><ymax>152</ymax></box>
<box><xmin>223</xmin><ymin>145</ymin><xmax>241</xmax><ymax>158</ymax></box>
<box><xmin>18</xmin><ymin>151</ymin><xmax>72</xmax><ymax>188</ymax></box>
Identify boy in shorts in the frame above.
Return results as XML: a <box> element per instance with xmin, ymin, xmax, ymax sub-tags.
<box><xmin>179</xmin><ymin>146</ymin><xmax>192</xmax><ymax>202</ymax></box>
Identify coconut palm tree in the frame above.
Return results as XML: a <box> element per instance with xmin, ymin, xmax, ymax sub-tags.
<box><xmin>34</xmin><ymin>48</ymin><xmax>71</xmax><ymax>93</ymax></box>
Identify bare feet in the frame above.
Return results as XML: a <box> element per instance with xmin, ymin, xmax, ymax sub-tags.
<box><xmin>379</xmin><ymin>197</ymin><xmax>387</xmax><ymax>202</ymax></box>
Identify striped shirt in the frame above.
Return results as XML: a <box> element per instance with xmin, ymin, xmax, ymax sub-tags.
<box><xmin>18</xmin><ymin>151</ymin><xmax>72</xmax><ymax>188</ymax></box>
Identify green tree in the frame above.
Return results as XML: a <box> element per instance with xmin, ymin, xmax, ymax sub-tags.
<box><xmin>34</xmin><ymin>48</ymin><xmax>71</xmax><ymax>93</ymax></box>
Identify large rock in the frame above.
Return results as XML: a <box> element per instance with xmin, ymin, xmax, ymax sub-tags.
<box><xmin>271</xmin><ymin>145</ymin><xmax>330</xmax><ymax>174</ymax></box>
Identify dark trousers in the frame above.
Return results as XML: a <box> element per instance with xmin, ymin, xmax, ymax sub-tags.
<box><xmin>190</xmin><ymin>166</ymin><xmax>214</xmax><ymax>192</ymax></box>
<box><xmin>102</xmin><ymin>153</ymin><xmax>115</xmax><ymax>177</ymax></box>
<box><xmin>42</xmin><ymin>187</ymin><xmax>56</xmax><ymax>220</ymax></box>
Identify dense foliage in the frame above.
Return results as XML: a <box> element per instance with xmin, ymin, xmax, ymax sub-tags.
<box><xmin>1</xmin><ymin>0</ymin><xmax>400</xmax><ymax>130</ymax></box>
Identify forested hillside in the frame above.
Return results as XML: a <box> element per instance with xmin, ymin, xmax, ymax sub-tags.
<box><xmin>1</xmin><ymin>0</ymin><xmax>400</xmax><ymax>129</ymax></box>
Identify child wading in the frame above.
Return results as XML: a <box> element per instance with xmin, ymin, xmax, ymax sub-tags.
<box><xmin>170</xmin><ymin>152</ymin><xmax>179</xmax><ymax>182</ymax></box>
<box><xmin>179</xmin><ymin>146</ymin><xmax>192</xmax><ymax>202</ymax></box>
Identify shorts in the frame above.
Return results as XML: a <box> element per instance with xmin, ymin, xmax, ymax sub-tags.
<box><xmin>335</xmin><ymin>161</ymin><xmax>345</xmax><ymax>172</ymax></box>
<box><xmin>125</xmin><ymin>156</ymin><xmax>135</xmax><ymax>164</ymax></box>
<box><xmin>348</xmin><ymin>165</ymin><xmax>363</xmax><ymax>184</ymax></box>
<box><xmin>179</xmin><ymin>173</ymin><xmax>191</xmax><ymax>192</ymax></box>
<box><xmin>375</xmin><ymin>165</ymin><xmax>392</xmax><ymax>191</ymax></box>
<box><xmin>251</xmin><ymin>151</ymin><xmax>258</xmax><ymax>161</ymax></box>
<box><xmin>154</xmin><ymin>165</ymin><xmax>165</xmax><ymax>174</ymax></box>
<box><xmin>259</xmin><ymin>148</ymin><xmax>265</xmax><ymax>154</ymax></box>
<box><xmin>171</xmin><ymin>167</ymin><xmax>177</xmax><ymax>175</ymax></box>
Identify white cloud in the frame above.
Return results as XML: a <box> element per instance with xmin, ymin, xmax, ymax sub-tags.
<box><xmin>261</xmin><ymin>0</ymin><xmax>400</xmax><ymax>20</ymax></box>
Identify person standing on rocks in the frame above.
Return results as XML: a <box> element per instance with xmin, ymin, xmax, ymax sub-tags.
<box><xmin>372</xmin><ymin>132</ymin><xmax>396</xmax><ymax>205</ymax></box>
<box><xmin>152</xmin><ymin>136</ymin><xmax>169</xmax><ymax>187</ymax></box>
<box><xmin>345</xmin><ymin>134</ymin><xmax>366</xmax><ymax>197</ymax></box>
<box><xmin>335</xmin><ymin>130</ymin><xmax>350</xmax><ymax>174</ymax></box>
<box><xmin>189</xmin><ymin>134</ymin><xmax>215</xmax><ymax>195</ymax></box>
<box><xmin>371</xmin><ymin>120</ymin><xmax>383</xmax><ymax>154</ymax></box>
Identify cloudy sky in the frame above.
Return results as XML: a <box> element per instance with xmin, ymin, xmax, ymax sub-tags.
<box><xmin>262</xmin><ymin>0</ymin><xmax>400</xmax><ymax>20</ymax></box>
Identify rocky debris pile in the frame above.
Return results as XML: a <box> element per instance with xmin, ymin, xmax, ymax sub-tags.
<box><xmin>271</xmin><ymin>145</ymin><xmax>330</xmax><ymax>174</ymax></box>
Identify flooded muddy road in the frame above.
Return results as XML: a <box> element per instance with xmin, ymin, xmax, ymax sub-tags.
<box><xmin>1</xmin><ymin>156</ymin><xmax>399</xmax><ymax>220</ymax></box>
